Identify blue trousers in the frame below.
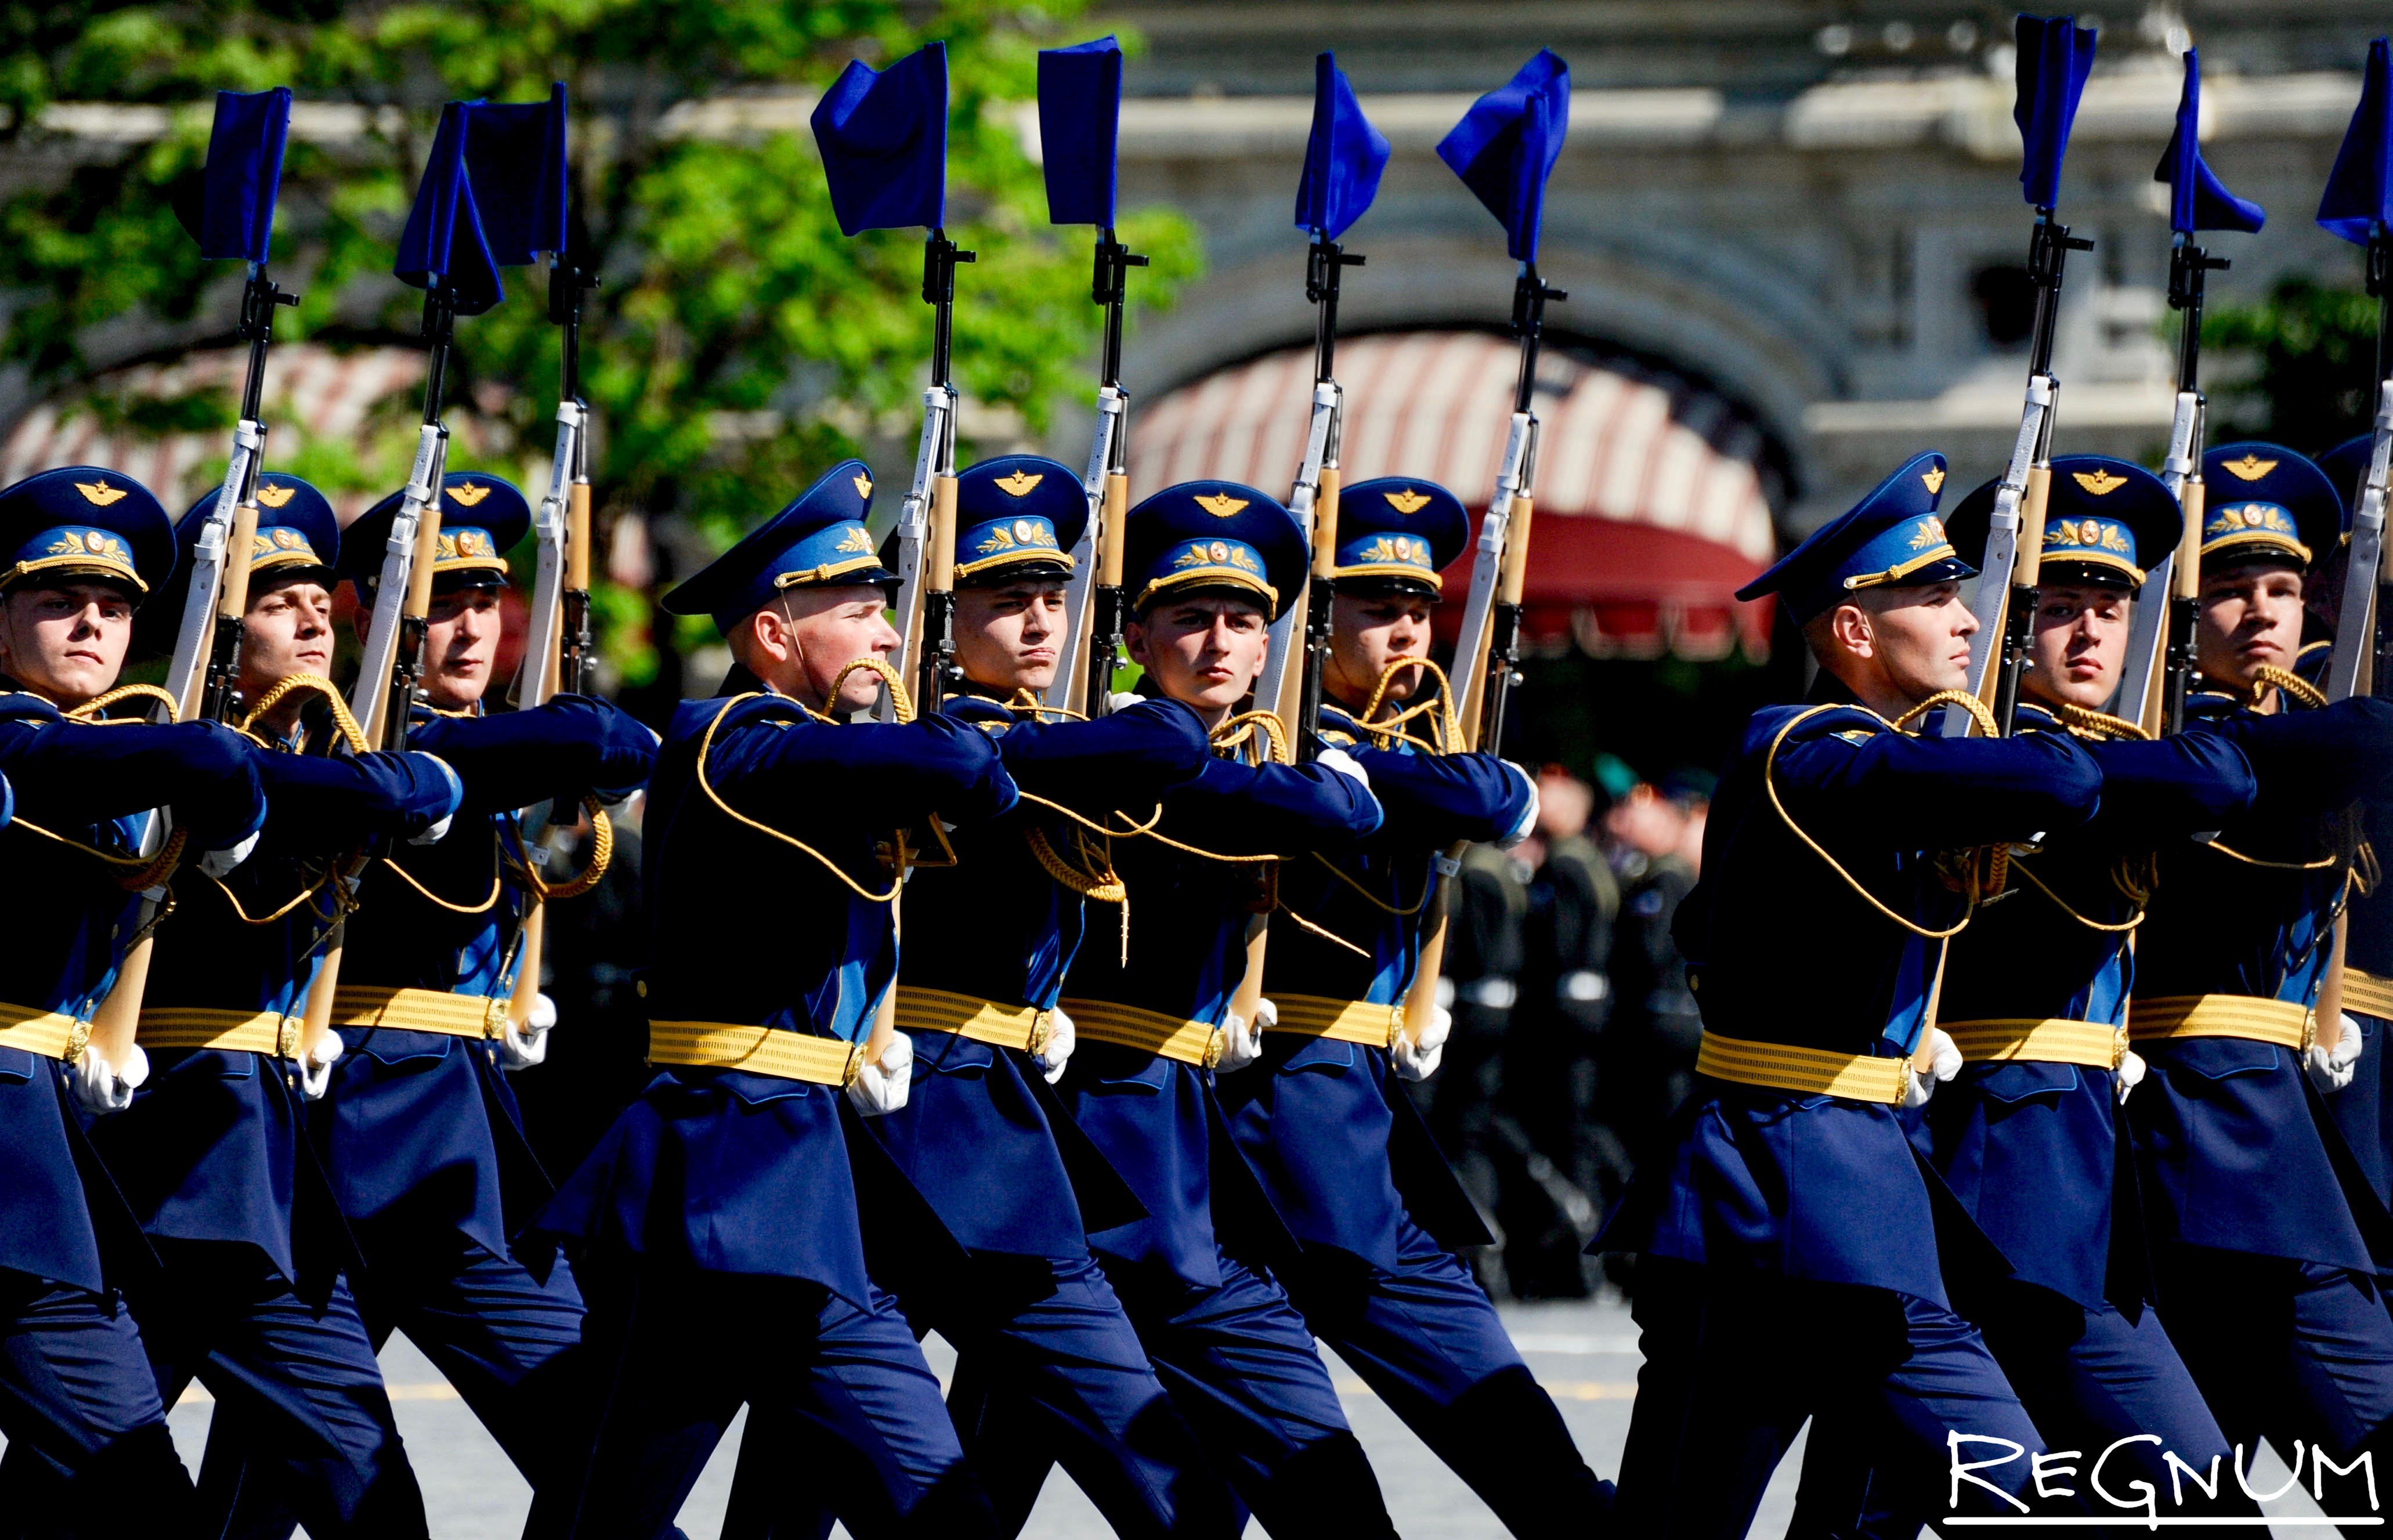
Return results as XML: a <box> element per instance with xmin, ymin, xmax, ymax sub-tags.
<box><xmin>523</xmin><ymin>1260</ymin><xmax>993</xmax><ymax>1540</ymax></box>
<box><xmin>1285</xmin><ymin>1217</ymin><xmax>1611</xmax><ymax>1538</ymax></box>
<box><xmin>1790</xmin><ymin>1286</ymin><xmax>2260</xmax><ymax>1533</ymax></box>
<box><xmin>731</xmin><ymin>1253</ymin><xmax>1239</xmax><ymax>1540</ymax></box>
<box><xmin>0</xmin><ymin>1272</ymin><xmax>198</xmax><ymax>1538</ymax></box>
<box><xmin>197</xmin><ymin>1234</ymin><xmax>592</xmax><ymax>1538</ymax></box>
<box><xmin>1615</xmin><ymin>1258</ymin><xmax>2062</xmax><ymax>1537</ymax></box>
<box><xmin>1110</xmin><ymin>1251</ymin><xmax>1398</xmax><ymax>1538</ymax></box>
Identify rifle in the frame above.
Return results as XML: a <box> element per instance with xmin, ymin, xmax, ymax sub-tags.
<box><xmin>85</xmin><ymin>88</ymin><xmax>298</xmax><ymax>1073</ymax></box>
<box><xmin>1944</xmin><ymin>16</ymin><xmax>2098</xmax><ymax>740</ymax></box>
<box><xmin>1035</xmin><ymin>38</ymin><xmax>1144</xmax><ymax>718</ymax></box>
<box><xmin>1404</xmin><ymin>50</ymin><xmax>1570</xmax><ymax>1049</ymax></box>
<box><xmin>2321</xmin><ymin>40</ymin><xmax>2393</xmax><ymax>706</ymax></box>
<box><xmin>902</xmin><ymin>230</ymin><xmax>973</xmax><ymax>720</ymax></box>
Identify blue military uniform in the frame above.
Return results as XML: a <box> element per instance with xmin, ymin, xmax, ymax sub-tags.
<box><xmin>193</xmin><ymin>472</ymin><xmax>660</xmax><ymax>1538</ymax></box>
<box><xmin>1043</xmin><ymin>480</ymin><xmax>1399</xmax><ymax>1535</ymax></box>
<box><xmin>1595</xmin><ymin>454</ymin><xmax>2105</xmax><ymax>1532</ymax></box>
<box><xmin>527</xmin><ymin>461</ymin><xmax>1015</xmax><ymax>1540</ymax></box>
<box><xmin>81</xmin><ymin>474</ymin><xmax>460</xmax><ymax>1539</ymax></box>
<box><xmin>1791</xmin><ymin>458</ymin><xmax>2268</xmax><ymax>1530</ymax></box>
<box><xmin>2124</xmin><ymin>443</ymin><xmax>2393</xmax><ymax>1490</ymax></box>
<box><xmin>1211</xmin><ymin>475</ymin><xmax>1611</xmax><ymax>1537</ymax></box>
<box><xmin>0</xmin><ymin>467</ymin><xmax>266</xmax><ymax>1535</ymax></box>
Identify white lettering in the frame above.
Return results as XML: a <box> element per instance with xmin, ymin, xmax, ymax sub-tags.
<box><xmin>2235</xmin><ymin>1440</ymin><xmax>2305</xmax><ymax>1503</ymax></box>
<box><xmin>1950</xmin><ymin>1431</ymin><xmax>2031</xmax><ymax>1514</ymax></box>
<box><xmin>2166</xmin><ymin>1451</ymin><xmax>2221</xmax><ymax>1507</ymax></box>
<box><xmin>2091</xmin><ymin>1435</ymin><xmax>2161</xmax><ymax>1521</ymax></box>
<box><xmin>2313</xmin><ymin>1446</ymin><xmax>2380</xmax><ymax>1510</ymax></box>
<box><xmin>2031</xmin><ymin>1449</ymin><xmax>2083</xmax><ymax>1499</ymax></box>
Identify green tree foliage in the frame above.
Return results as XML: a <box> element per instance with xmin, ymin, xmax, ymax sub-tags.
<box><xmin>2203</xmin><ymin>276</ymin><xmax>2377</xmax><ymax>450</ymax></box>
<box><xmin>0</xmin><ymin>1</ymin><xmax>1202</xmax><ymax>685</ymax></box>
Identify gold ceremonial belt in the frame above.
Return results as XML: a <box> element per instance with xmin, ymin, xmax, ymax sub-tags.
<box><xmin>139</xmin><ymin>1007</ymin><xmax>303</xmax><ymax>1057</ymax></box>
<box><xmin>1943</xmin><ymin>1018</ymin><xmax>2128</xmax><ymax>1070</ymax></box>
<box><xmin>1058</xmin><ymin>996</ymin><xmax>1225</xmax><ymax>1069</ymax></box>
<box><xmin>2345</xmin><ymin>968</ymin><xmax>2393</xmax><ymax>1022</ymax></box>
<box><xmin>2127</xmin><ymin>993</ymin><xmax>2314</xmax><ymax>1052</ymax></box>
<box><xmin>1273</xmin><ymin>993</ymin><xmax>1406</xmax><ymax>1050</ymax></box>
<box><xmin>647</xmin><ymin>1019</ymin><xmax>866</xmax><ymax>1087</ymax></box>
<box><xmin>891</xmin><ymin>986</ymin><xmax>1053</xmax><ymax>1055</ymax></box>
<box><xmin>1695</xmin><ymin>1030</ymin><xmax>1910</xmax><ymax>1104</ymax></box>
<box><xmin>0</xmin><ymin>1001</ymin><xmax>90</xmax><ymax>1062</ymax></box>
<box><xmin>334</xmin><ymin>985</ymin><xmax>506</xmax><ymax>1041</ymax></box>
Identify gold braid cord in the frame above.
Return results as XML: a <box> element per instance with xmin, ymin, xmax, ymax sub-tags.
<box><xmin>522</xmin><ymin>800</ymin><xmax>614</xmax><ymax>901</ymax></box>
<box><xmin>833</xmin><ymin>657</ymin><xmax>914</xmax><ymax>724</ymax></box>
<box><xmin>1211</xmin><ymin>709</ymin><xmax>1290</xmax><ymax>767</ymax></box>
<box><xmin>65</xmin><ymin>684</ymin><xmax>182</xmax><ymax>724</ymax></box>
<box><xmin>1354</xmin><ymin>657</ymin><xmax>1461</xmax><ymax>754</ymax></box>
<box><xmin>2253</xmin><ymin>664</ymin><xmax>2328</xmax><ymax>711</ymax></box>
<box><xmin>2055</xmin><ymin>702</ymin><xmax>2150</xmax><ymax>741</ymax></box>
<box><xmin>199</xmin><ymin>865</ymin><xmax>341</xmax><ymax>926</ymax></box>
<box><xmin>382</xmin><ymin>833</ymin><xmax>506</xmax><ymax>915</ymax></box>
<box><xmin>2007</xmin><ymin>856</ymin><xmax>2144</xmax><ymax>934</ymax></box>
<box><xmin>2192</xmin><ymin>667</ymin><xmax>2340</xmax><ymax>871</ymax></box>
<box><xmin>236</xmin><ymin>673</ymin><xmax>369</xmax><ymax>751</ymax></box>
<box><xmin>695</xmin><ymin>693</ymin><xmax>899</xmax><ymax>903</ymax></box>
<box><xmin>1004</xmin><ymin>687</ymin><xmax>1087</xmax><ymax>722</ymax></box>
<box><xmin>13</xmin><ymin>689</ymin><xmax>190</xmax><ymax>888</ymax></box>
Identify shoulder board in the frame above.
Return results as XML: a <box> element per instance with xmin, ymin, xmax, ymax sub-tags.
<box><xmin>1321</xmin><ymin>728</ymin><xmax>1360</xmax><ymax>749</ymax></box>
<box><xmin>1834</xmin><ymin>729</ymin><xmax>1874</xmax><ymax>745</ymax></box>
<box><xmin>0</xmin><ymin>689</ymin><xmax>66</xmax><ymax>726</ymax></box>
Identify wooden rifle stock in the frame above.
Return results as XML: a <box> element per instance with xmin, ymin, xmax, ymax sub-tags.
<box><xmin>506</xmin><ymin>479</ymin><xmax>595</xmax><ymax>1033</ymax></box>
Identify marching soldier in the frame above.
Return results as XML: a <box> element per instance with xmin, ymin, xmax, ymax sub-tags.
<box><xmin>2125</xmin><ymin>443</ymin><xmax>2393</xmax><ymax>1485</ymax></box>
<box><xmin>1792</xmin><ymin>457</ymin><xmax>2268</xmax><ymax>1529</ymax></box>
<box><xmin>1596</xmin><ymin>454</ymin><xmax>2103</xmax><ymax>1531</ymax></box>
<box><xmin>1211</xmin><ymin>475</ymin><xmax>1613</xmax><ymax>1536</ymax></box>
<box><xmin>526</xmin><ymin>461</ymin><xmax>1015</xmax><ymax>1540</ymax></box>
<box><xmin>196</xmin><ymin>472</ymin><xmax>658</xmax><ymax>1535</ymax></box>
<box><xmin>0</xmin><ymin>467</ymin><xmax>269</xmax><ymax>1535</ymax></box>
<box><xmin>75</xmin><ymin>472</ymin><xmax>461</xmax><ymax>1538</ymax></box>
<box><xmin>1044</xmin><ymin>481</ymin><xmax>1398</xmax><ymax>1535</ymax></box>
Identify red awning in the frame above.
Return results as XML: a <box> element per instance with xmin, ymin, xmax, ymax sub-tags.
<box><xmin>1129</xmin><ymin>331</ymin><xmax>1779</xmax><ymax>658</ymax></box>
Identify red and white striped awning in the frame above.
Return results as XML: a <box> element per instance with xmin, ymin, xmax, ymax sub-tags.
<box><xmin>1128</xmin><ymin>331</ymin><xmax>1780</xmax><ymax>657</ymax></box>
<box><xmin>1</xmin><ymin>344</ymin><xmax>425</xmax><ymax>518</ymax></box>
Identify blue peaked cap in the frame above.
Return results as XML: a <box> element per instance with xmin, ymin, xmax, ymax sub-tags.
<box><xmin>663</xmin><ymin>460</ymin><xmax>895</xmax><ymax>633</ymax></box>
<box><xmin>462</xmin><ymin>84</ymin><xmax>569</xmax><ymax>267</ymax></box>
<box><xmin>197</xmin><ymin>88</ymin><xmax>291</xmax><ymax>263</ymax></box>
<box><xmin>813</xmin><ymin>43</ymin><xmax>949</xmax><ymax>236</ymax></box>
<box><xmin>2320</xmin><ymin>39</ymin><xmax>2393</xmax><ymax>245</ymax></box>
<box><xmin>396</xmin><ymin>102</ymin><xmax>503</xmax><ymax>315</ymax></box>
<box><xmin>0</xmin><ymin>467</ymin><xmax>175</xmax><ymax>601</ymax></box>
<box><xmin>1438</xmin><ymin>49</ymin><xmax>1569</xmax><ymax>262</ymax></box>
<box><xmin>2199</xmin><ymin>443</ymin><xmax>2342</xmax><ymax>570</ymax></box>
<box><xmin>2016</xmin><ymin>16</ymin><xmax>2098</xmax><ymax>209</ymax></box>
<box><xmin>1125</xmin><ymin>481</ymin><xmax>1307</xmax><ymax>622</ymax></box>
<box><xmin>2157</xmin><ymin>50</ymin><xmax>2264</xmax><ymax>234</ymax></box>
<box><xmin>954</xmin><ymin>456</ymin><xmax>1085</xmax><ymax>583</ymax></box>
<box><xmin>1295</xmin><ymin>53</ymin><xmax>1389</xmax><ymax>242</ymax></box>
<box><xmin>1737</xmin><ymin>453</ymin><xmax>1971</xmax><ymax>624</ymax></box>
<box><xmin>139</xmin><ymin>473</ymin><xmax>339</xmax><ymax>657</ymax></box>
<box><xmin>340</xmin><ymin>472</ymin><xmax>532</xmax><ymax>591</ymax></box>
<box><xmin>1332</xmin><ymin>478</ymin><xmax>1468</xmax><ymax>595</ymax></box>
<box><xmin>1039</xmin><ymin>38</ymin><xmax>1122</xmax><ymax>227</ymax></box>
<box><xmin>1947</xmin><ymin>457</ymin><xmax>2178</xmax><ymax>589</ymax></box>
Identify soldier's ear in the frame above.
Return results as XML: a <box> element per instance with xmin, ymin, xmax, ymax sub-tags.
<box><xmin>1122</xmin><ymin>616</ymin><xmax>1151</xmax><ymax>667</ymax></box>
<box><xmin>1826</xmin><ymin>600</ymin><xmax>1877</xmax><ymax>661</ymax></box>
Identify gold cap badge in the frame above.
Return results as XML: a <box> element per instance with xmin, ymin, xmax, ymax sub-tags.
<box><xmin>255</xmin><ymin>483</ymin><xmax>296</xmax><ymax>508</ymax></box>
<box><xmin>996</xmin><ymin>470</ymin><xmax>1044</xmax><ymax>497</ymax></box>
<box><xmin>2072</xmin><ymin>468</ymin><xmax>2126</xmax><ymax>496</ymax></box>
<box><xmin>852</xmin><ymin>472</ymin><xmax>873</xmax><ymax>499</ymax></box>
<box><xmin>1920</xmin><ymin>467</ymin><xmax>1946</xmax><ymax>495</ymax></box>
<box><xmin>2220</xmin><ymin>454</ymin><xmax>2278</xmax><ymax>482</ymax></box>
<box><xmin>1384</xmin><ymin>489</ymin><xmax>1432</xmax><ymax>515</ymax></box>
<box><xmin>1194</xmin><ymin>493</ymin><xmax>1249</xmax><ymax>518</ymax></box>
<box><xmin>74</xmin><ymin>480</ymin><xmax>127</xmax><ymax>507</ymax></box>
<box><xmin>447</xmin><ymin>482</ymin><xmax>493</xmax><ymax>508</ymax></box>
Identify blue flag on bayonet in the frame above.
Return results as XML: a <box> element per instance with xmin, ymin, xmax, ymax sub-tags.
<box><xmin>196</xmin><ymin>88</ymin><xmax>292</xmax><ymax>263</ymax></box>
<box><xmin>395</xmin><ymin>102</ymin><xmax>503</xmax><ymax>315</ymax></box>
<box><xmin>2156</xmin><ymin>50</ymin><xmax>2263</xmax><ymax>234</ymax></box>
<box><xmin>2015</xmin><ymin>15</ymin><xmax>2097</xmax><ymax>210</ymax></box>
<box><xmin>2319</xmin><ymin>37</ymin><xmax>2393</xmax><ymax>245</ymax></box>
<box><xmin>1040</xmin><ymin>37</ymin><xmax>1122</xmax><ymax>227</ymax></box>
<box><xmin>464</xmin><ymin>83</ymin><xmax>570</xmax><ymax>266</ymax></box>
<box><xmin>1294</xmin><ymin>52</ymin><xmax>1388</xmax><ymax>242</ymax></box>
<box><xmin>1437</xmin><ymin>49</ymin><xmax>1570</xmax><ymax>262</ymax></box>
<box><xmin>812</xmin><ymin>42</ymin><xmax>949</xmax><ymax>236</ymax></box>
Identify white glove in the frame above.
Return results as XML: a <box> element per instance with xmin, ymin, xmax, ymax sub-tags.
<box><xmin>846</xmin><ymin>1029</ymin><xmax>913</xmax><ymax>1116</ymax></box>
<box><xmin>1314</xmin><ymin>747</ymin><xmax>1371</xmax><ymax>791</ymax></box>
<box><xmin>497</xmin><ymin>992</ymin><xmax>556</xmax><ymax>1071</ymax></box>
<box><xmin>1034</xmin><ymin>1005</ymin><xmax>1075</xmax><ymax>1084</ymax></box>
<box><xmin>1499</xmin><ymin>761</ymin><xmax>1539</xmax><ymax>849</ymax></box>
<box><xmin>198</xmin><ymin>829</ymin><xmax>259</xmax><ymax>879</ymax></box>
<box><xmin>69</xmin><ymin>1042</ymin><xmax>148</xmax><ymax>1115</ymax></box>
<box><xmin>1390</xmin><ymin>1003</ymin><xmax>1449</xmax><ymax>1082</ymax></box>
<box><xmin>1108</xmin><ymin>692</ymin><xmax>1144</xmax><ymax>714</ymax></box>
<box><xmin>297</xmin><ymin>1030</ymin><xmax>344</xmax><ymax>1101</ymax></box>
<box><xmin>2114</xmin><ymin>1049</ymin><xmax>2147</xmax><ymax>1105</ymax></box>
<box><xmin>410</xmin><ymin>754</ymin><xmax>462</xmax><ymax>845</ymax></box>
<box><xmin>1215</xmin><ymin>998</ymin><xmax>1270</xmax><ymax>1073</ymax></box>
<box><xmin>2306</xmin><ymin>1018</ymin><xmax>2365</xmax><ymax>1094</ymax></box>
<box><xmin>1900</xmin><ymin>1027</ymin><xmax>1962</xmax><ymax>1110</ymax></box>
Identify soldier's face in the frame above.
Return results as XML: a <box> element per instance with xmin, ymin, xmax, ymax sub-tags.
<box><xmin>954</xmin><ymin>579</ymin><xmax>1067</xmax><ymax>693</ymax></box>
<box><xmin>0</xmin><ymin>580</ymin><xmax>132</xmax><ymax>707</ymax></box>
<box><xmin>745</xmin><ymin>585</ymin><xmax>901</xmax><ymax>713</ymax></box>
<box><xmin>240</xmin><ymin>576</ymin><xmax>335</xmax><ymax>697</ymax></box>
<box><xmin>2025</xmin><ymin>581</ymin><xmax>2130</xmax><ymax>711</ymax></box>
<box><xmin>1844</xmin><ymin>580</ymin><xmax>1977</xmax><ymax>703</ymax></box>
<box><xmin>1325</xmin><ymin>591</ymin><xmax>1434</xmax><ymax>710</ymax></box>
<box><xmin>1125</xmin><ymin>594</ymin><xmax>1270</xmax><ymax>721</ymax></box>
<box><xmin>423</xmin><ymin>587</ymin><xmax>505</xmax><ymax>710</ymax></box>
<box><xmin>2196</xmin><ymin>561</ymin><xmax>2306</xmax><ymax>691</ymax></box>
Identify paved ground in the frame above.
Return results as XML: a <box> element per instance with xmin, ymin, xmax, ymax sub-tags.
<box><xmin>100</xmin><ymin>1290</ymin><xmax>2345</xmax><ymax>1537</ymax></box>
